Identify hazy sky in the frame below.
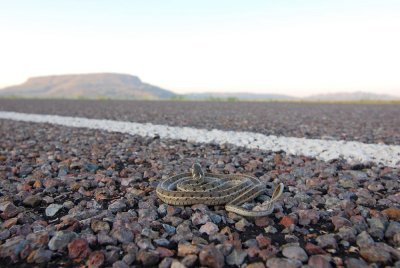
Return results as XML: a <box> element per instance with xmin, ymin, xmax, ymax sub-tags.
<box><xmin>1</xmin><ymin>0</ymin><xmax>400</xmax><ymax>97</ymax></box>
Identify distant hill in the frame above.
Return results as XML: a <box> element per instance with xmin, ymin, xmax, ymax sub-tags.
<box><xmin>0</xmin><ymin>73</ymin><xmax>176</xmax><ymax>100</ymax></box>
<box><xmin>306</xmin><ymin>91</ymin><xmax>399</xmax><ymax>101</ymax></box>
<box><xmin>1</xmin><ymin>75</ymin><xmax>398</xmax><ymax>102</ymax></box>
<box><xmin>183</xmin><ymin>92</ymin><xmax>295</xmax><ymax>100</ymax></box>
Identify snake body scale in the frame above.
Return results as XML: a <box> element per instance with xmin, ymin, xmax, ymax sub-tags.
<box><xmin>156</xmin><ymin>163</ymin><xmax>284</xmax><ymax>217</ymax></box>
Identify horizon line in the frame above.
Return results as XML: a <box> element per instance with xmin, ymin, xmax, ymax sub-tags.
<box><xmin>0</xmin><ymin>72</ymin><xmax>399</xmax><ymax>98</ymax></box>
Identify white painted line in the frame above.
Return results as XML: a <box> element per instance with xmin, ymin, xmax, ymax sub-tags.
<box><xmin>0</xmin><ymin>111</ymin><xmax>399</xmax><ymax>167</ymax></box>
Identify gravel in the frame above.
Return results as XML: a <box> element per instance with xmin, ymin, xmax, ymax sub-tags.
<box><xmin>0</xmin><ymin>119</ymin><xmax>399</xmax><ymax>267</ymax></box>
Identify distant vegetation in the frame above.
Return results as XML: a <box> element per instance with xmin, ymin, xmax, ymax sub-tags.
<box><xmin>168</xmin><ymin>96</ymin><xmax>400</xmax><ymax>104</ymax></box>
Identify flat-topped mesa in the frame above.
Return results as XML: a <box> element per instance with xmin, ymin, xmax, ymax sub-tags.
<box><xmin>0</xmin><ymin>73</ymin><xmax>176</xmax><ymax>100</ymax></box>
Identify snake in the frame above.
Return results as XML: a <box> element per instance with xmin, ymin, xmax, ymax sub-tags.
<box><xmin>156</xmin><ymin>163</ymin><xmax>284</xmax><ymax>217</ymax></box>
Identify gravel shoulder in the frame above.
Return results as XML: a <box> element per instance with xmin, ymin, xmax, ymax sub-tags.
<box><xmin>0</xmin><ymin>99</ymin><xmax>399</xmax><ymax>145</ymax></box>
<box><xmin>0</xmin><ymin>119</ymin><xmax>399</xmax><ymax>267</ymax></box>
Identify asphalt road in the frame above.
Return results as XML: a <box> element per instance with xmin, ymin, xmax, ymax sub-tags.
<box><xmin>0</xmin><ymin>99</ymin><xmax>399</xmax><ymax>145</ymax></box>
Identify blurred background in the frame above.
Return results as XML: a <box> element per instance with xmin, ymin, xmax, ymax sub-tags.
<box><xmin>0</xmin><ymin>0</ymin><xmax>399</xmax><ymax>101</ymax></box>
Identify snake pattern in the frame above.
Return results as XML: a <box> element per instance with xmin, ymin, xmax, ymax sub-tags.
<box><xmin>156</xmin><ymin>163</ymin><xmax>284</xmax><ymax>217</ymax></box>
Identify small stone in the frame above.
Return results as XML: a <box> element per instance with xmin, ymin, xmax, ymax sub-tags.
<box><xmin>104</xmin><ymin>248</ymin><xmax>120</xmax><ymax>264</ymax></box>
<box><xmin>298</xmin><ymin>210</ymin><xmax>320</xmax><ymax>226</ymax></box>
<box><xmin>209</xmin><ymin>213</ymin><xmax>222</xmax><ymax>224</ymax></box>
<box><xmin>344</xmin><ymin>257</ymin><xmax>369</xmax><ymax>268</ymax></box>
<box><xmin>264</xmin><ymin>226</ymin><xmax>278</xmax><ymax>234</ymax></box>
<box><xmin>282</xmin><ymin>246</ymin><xmax>308</xmax><ymax>262</ymax></box>
<box><xmin>266</xmin><ymin>257</ymin><xmax>302</xmax><ymax>268</ymax></box>
<box><xmin>178</xmin><ymin>243</ymin><xmax>200</xmax><ymax>256</ymax></box>
<box><xmin>0</xmin><ymin>202</ymin><xmax>18</xmax><ymax>219</ymax></box>
<box><xmin>376</xmin><ymin>242</ymin><xmax>400</xmax><ymax>261</ymax></box>
<box><xmin>167</xmin><ymin>205</ymin><xmax>181</xmax><ymax>216</ymax></box>
<box><xmin>360</xmin><ymin>246</ymin><xmax>391</xmax><ymax>263</ymax></box>
<box><xmin>339</xmin><ymin>179</ymin><xmax>357</xmax><ymax>189</ymax></box>
<box><xmin>337</xmin><ymin>227</ymin><xmax>356</xmax><ymax>242</ymax></box>
<box><xmin>175</xmin><ymin>221</ymin><xmax>193</xmax><ymax>241</ymax></box>
<box><xmin>294</xmin><ymin>192</ymin><xmax>313</xmax><ymax>203</ymax></box>
<box><xmin>247</xmin><ymin>262</ymin><xmax>265</xmax><ymax>268</ymax></box>
<box><xmin>63</xmin><ymin>201</ymin><xmax>74</xmax><ymax>209</ymax></box>
<box><xmin>159</xmin><ymin>257</ymin><xmax>173</xmax><ymax>268</ymax></box>
<box><xmin>280</xmin><ymin>216</ymin><xmax>295</xmax><ymax>228</ymax></box>
<box><xmin>81</xmin><ymin>233</ymin><xmax>96</xmax><ymax>247</ymax></box>
<box><xmin>68</xmin><ymin>238</ymin><xmax>89</xmax><ymax>260</ymax></box>
<box><xmin>216</xmin><ymin>243</ymin><xmax>233</xmax><ymax>256</ymax></box>
<box><xmin>331</xmin><ymin>216</ymin><xmax>352</xmax><ymax>231</ymax></box>
<box><xmin>305</xmin><ymin>243</ymin><xmax>326</xmax><ymax>255</ymax></box>
<box><xmin>235</xmin><ymin>218</ymin><xmax>251</xmax><ymax>231</ymax></box>
<box><xmin>23</xmin><ymin>195</ymin><xmax>42</xmax><ymax>207</ymax></box>
<box><xmin>154</xmin><ymin>238</ymin><xmax>170</xmax><ymax>247</ymax></box>
<box><xmin>340</xmin><ymin>240</ymin><xmax>350</xmax><ymax>247</ymax></box>
<box><xmin>192</xmin><ymin>236</ymin><xmax>208</xmax><ymax>245</ymax></box>
<box><xmin>181</xmin><ymin>254</ymin><xmax>198</xmax><ymax>267</ymax></box>
<box><xmin>256</xmin><ymin>234</ymin><xmax>271</xmax><ymax>249</ymax></box>
<box><xmin>122</xmin><ymin>253</ymin><xmax>135</xmax><ymax>265</ymax></box>
<box><xmin>191</xmin><ymin>212</ymin><xmax>211</xmax><ymax>225</ymax></box>
<box><xmin>156</xmin><ymin>246</ymin><xmax>174</xmax><ymax>258</ymax></box>
<box><xmin>0</xmin><ymin>236</ymin><xmax>28</xmax><ymax>262</ymax></box>
<box><xmin>394</xmin><ymin>233</ymin><xmax>400</xmax><ymax>247</ymax></box>
<box><xmin>356</xmin><ymin>231</ymin><xmax>374</xmax><ymax>248</ymax></box>
<box><xmin>87</xmin><ymin>251</ymin><xmax>105</xmax><ymax>268</ymax></box>
<box><xmin>45</xmin><ymin>204</ymin><xmax>63</xmax><ymax>217</ymax></box>
<box><xmin>110</xmin><ymin>227</ymin><xmax>134</xmax><ymax>244</ymax></box>
<box><xmin>224</xmin><ymin>163</ymin><xmax>236</xmax><ymax>173</ymax></box>
<box><xmin>91</xmin><ymin>220</ymin><xmax>110</xmax><ymax>233</ymax></box>
<box><xmin>325</xmin><ymin>197</ymin><xmax>340</xmax><ymax>208</ymax></box>
<box><xmin>199</xmin><ymin>244</ymin><xmax>225</xmax><ymax>268</ymax></box>
<box><xmin>255</xmin><ymin>217</ymin><xmax>272</xmax><ymax>227</ymax></box>
<box><xmin>84</xmin><ymin>163</ymin><xmax>99</xmax><ymax>173</ymax></box>
<box><xmin>226</xmin><ymin>248</ymin><xmax>247</xmax><ymax>266</ymax></box>
<box><xmin>137</xmin><ymin>238</ymin><xmax>154</xmax><ymax>250</ymax></box>
<box><xmin>316</xmin><ymin>234</ymin><xmax>337</xmax><ymax>249</ymax></box>
<box><xmin>48</xmin><ymin>231</ymin><xmax>78</xmax><ymax>251</ymax></box>
<box><xmin>137</xmin><ymin>250</ymin><xmax>160</xmax><ymax>266</ymax></box>
<box><xmin>44</xmin><ymin>178</ymin><xmax>61</xmax><ymax>188</ymax></box>
<box><xmin>382</xmin><ymin>207</ymin><xmax>400</xmax><ymax>221</ymax></box>
<box><xmin>285</xmin><ymin>234</ymin><xmax>299</xmax><ymax>243</ymax></box>
<box><xmin>171</xmin><ymin>260</ymin><xmax>186</xmax><ymax>268</ymax></box>
<box><xmin>42</xmin><ymin>196</ymin><xmax>54</xmax><ymax>204</ymax></box>
<box><xmin>97</xmin><ymin>233</ymin><xmax>117</xmax><ymax>245</ymax></box>
<box><xmin>0</xmin><ymin>229</ymin><xmax>10</xmax><ymax>241</ymax></box>
<box><xmin>386</xmin><ymin>221</ymin><xmax>400</xmax><ymax>239</ymax></box>
<box><xmin>141</xmin><ymin>228</ymin><xmax>159</xmax><ymax>239</ymax></box>
<box><xmin>26</xmin><ymin>248</ymin><xmax>52</xmax><ymax>263</ymax></box>
<box><xmin>367</xmin><ymin>182</ymin><xmax>384</xmax><ymax>191</ymax></box>
<box><xmin>332</xmin><ymin>256</ymin><xmax>343</xmax><ymax>266</ymax></box>
<box><xmin>308</xmin><ymin>255</ymin><xmax>332</xmax><ymax>268</ymax></box>
<box><xmin>157</xmin><ymin>203</ymin><xmax>168</xmax><ymax>215</ymax></box>
<box><xmin>25</xmin><ymin>231</ymin><xmax>48</xmax><ymax>248</ymax></box>
<box><xmin>367</xmin><ymin>217</ymin><xmax>385</xmax><ymax>240</ymax></box>
<box><xmin>162</xmin><ymin>223</ymin><xmax>176</xmax><ymax>235</ymax></box>
<box><xmin>112</xmin><ymin>261</ymin><xmax>129</xmax><ymax>268</ymax></box>
<box><xmin>199</xmin><ymin>222</ymin><xmax>219</xmax><ymax>235</ymax></box>
<box><xmin>108</xmin><ymin>200</ymin><xmax>126</xmax><ymax>213</ymax></box>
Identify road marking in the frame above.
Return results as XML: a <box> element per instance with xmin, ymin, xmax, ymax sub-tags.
<box><xmin>0</xmin><ymin>111</ymin><xmax>399</xmax><ymax>167</ymax></box>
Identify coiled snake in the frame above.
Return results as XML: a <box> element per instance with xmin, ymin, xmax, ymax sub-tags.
<box><xmin>156</xmin><ymin>163</ymin><xmax>284</xmax><ymax>217</ymax></box>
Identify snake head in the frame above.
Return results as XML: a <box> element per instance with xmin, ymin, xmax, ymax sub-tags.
<box><xmin>191</xmin><ymin>163</ymin><xmax>204</xmax><ymax>179</ymax></box>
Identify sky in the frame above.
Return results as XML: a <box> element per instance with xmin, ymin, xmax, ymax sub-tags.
<box><xmin>0</xmin><ymin>0</ymin><xmax>400</xmax><ymax>97</ymax></box>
